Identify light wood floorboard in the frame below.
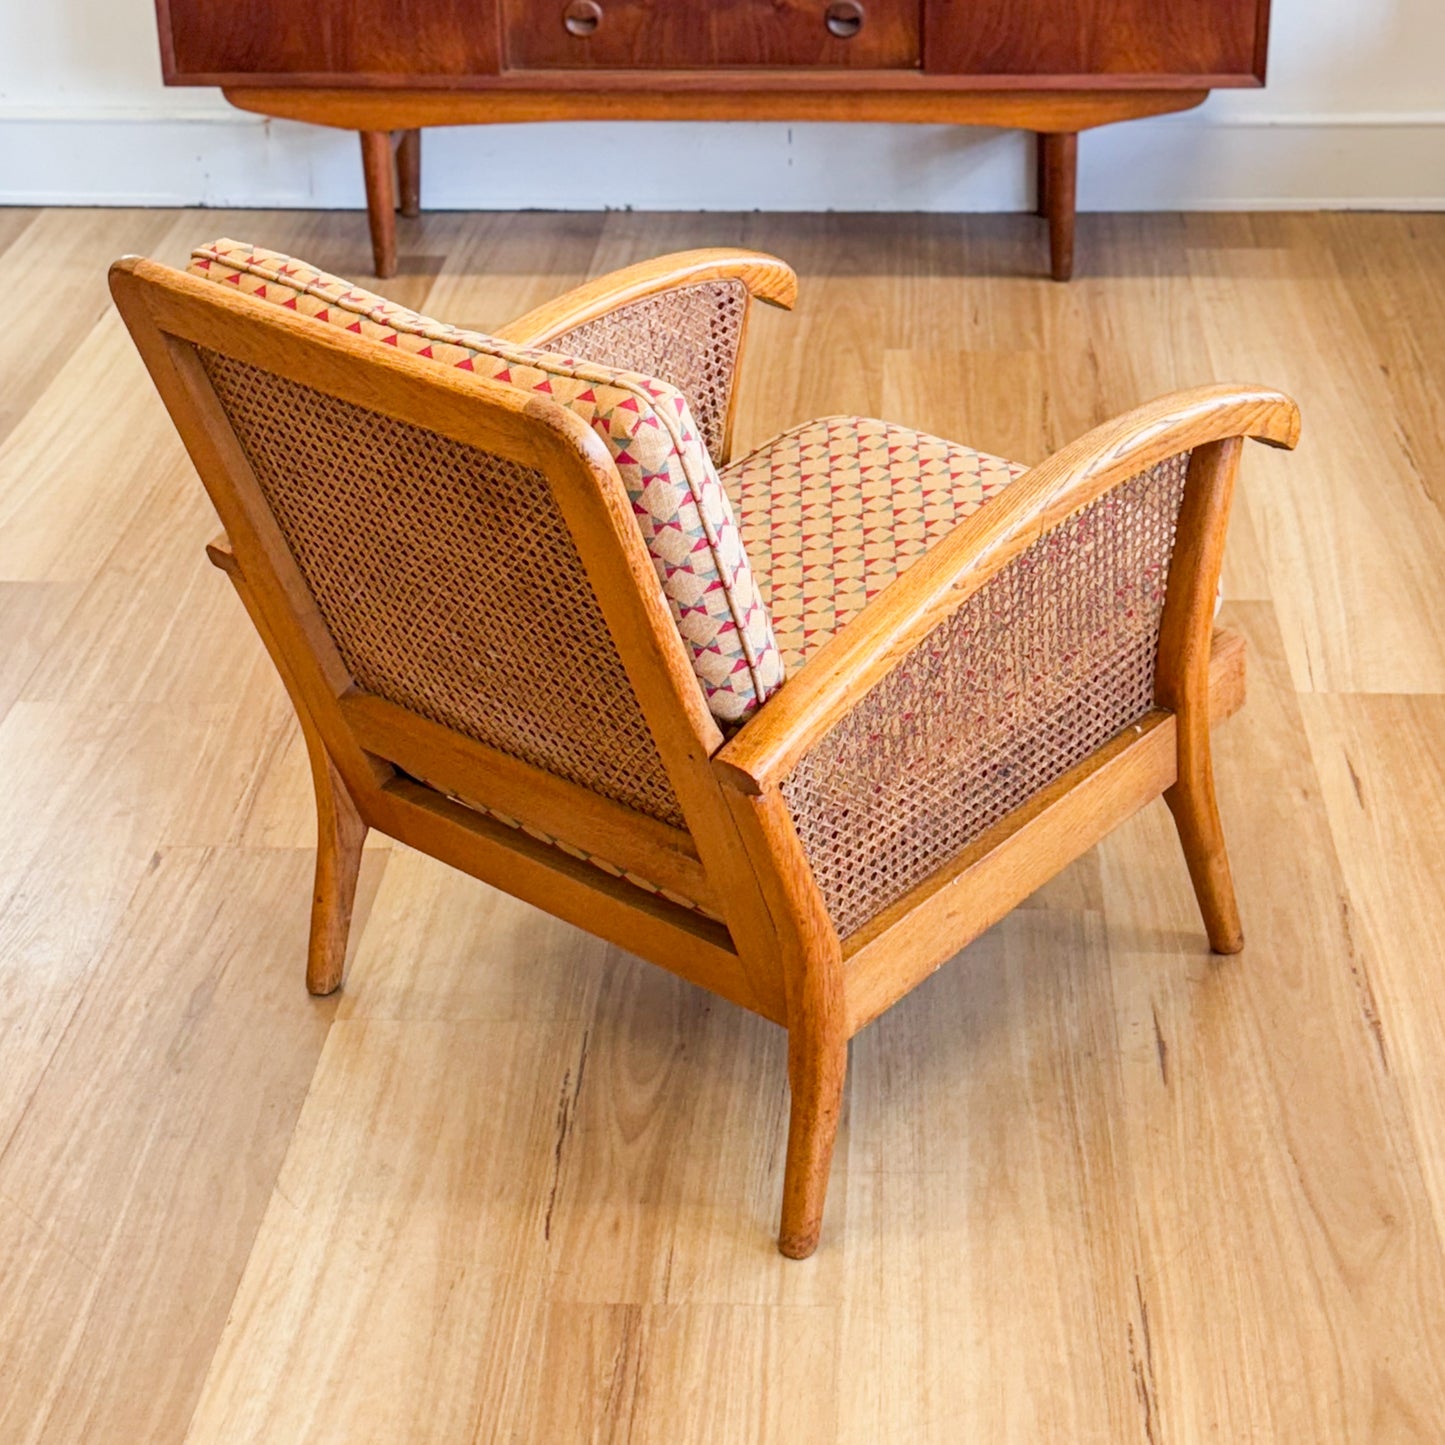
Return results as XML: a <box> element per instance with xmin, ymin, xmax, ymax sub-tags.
<box><xmin>1</xmin><ymin>206</ymin><xmax>1443</xmax><ymax>1443</ymax></box>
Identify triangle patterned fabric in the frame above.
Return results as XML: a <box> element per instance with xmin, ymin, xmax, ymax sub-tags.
<box><xmin>721</xmin><ymin>416</ymin><xmax>1029</xmax><ymax>671</ymax></box>
<box><xmin>188</xmin><ymin>239</ymin><xmax>784</xmax><ymax>724</ymax></box>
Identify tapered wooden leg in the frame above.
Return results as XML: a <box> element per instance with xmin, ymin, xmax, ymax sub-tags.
<box><xmin>1035</xmin><ymin>131</ymin><xmax>1049</xmax><ymax>218</ymax></box>
<box><xmin>1155</xmin><ymin>438</ymin><xmax>1247</xmax><ymax>955</ymax></box>
<box><xmin>305</xmin><ymin>750</ymin><xmax>369</xmax><ymax>995</ymax></box>
<box><xmin>1166</xmin><ymin>734</ymin><xmax>1243</xmax><ymax>954</ymax></box>
<box><xmin>397</xmin><ymin>129</ymin><xmax>422</xmax><ymax>219</ymax></box>
<box><xmin>1041</xmin><ymin>131</ymin><xmax>1078</xmax><ymax>282</ymax></box>
<box><xmin>208</xmin><ymin>555</ymin><xmax>377</xmax><ymax>992</ymax></box>
<box><xmin>359</xmin><ymin>129</ymin><xmax>398</xmax><ymax>279</ymax></box>
<box><xmin>778</xmin><ymin>1015</ymin><xmax>848</xmax><ymax>1259</ymax></box>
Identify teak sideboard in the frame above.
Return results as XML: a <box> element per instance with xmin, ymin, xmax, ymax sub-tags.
<box><xmin>154</xmin><ymin>0</ymin><xmax>1270</xmax><ymax>280</ymax></box>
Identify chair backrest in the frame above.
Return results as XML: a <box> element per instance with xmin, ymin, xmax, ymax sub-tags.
<box><xmin>110</xmin><ymin>254</ymin><xmax>742</xmax><ymax>901</ymax></box>
<box><xmin>186</xmin><ymin>240</ymin><xmax>783</xmax><ymax>725</ymax></box>
<box><xmin>194</xmin><ymin>341</ymin><xmax>688</xmax><ymax>824</ymax></box>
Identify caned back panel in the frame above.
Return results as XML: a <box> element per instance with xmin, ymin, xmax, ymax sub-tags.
<box><xmin>546</xmin><ymin>280</ymin><xmax>748</xmax><ymax>466</ymax></box>
<box><xmin>197</xmin><ymin>347</ymin><xmax>686</xmax><ymax>827</ymax></box>
<box><xmin>782</xmin><ymin>453</ymin><xmax>1191</xmax><ymax>937</ymax></box>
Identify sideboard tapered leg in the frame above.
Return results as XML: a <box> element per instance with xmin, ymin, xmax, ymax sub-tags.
<box><xmin>1035</xmin><ymin>130</ymin><xmax>1049</xmax><ymax>217</ymax></box>
<box><xmin>1041</xmin><ymin>131</ymin><xmax>1078</xmax><ymax>282</ymax></box>
<box><xmin>397</xmin><ymin>129</ymin><xmax>422</xmax><ymax>219</ymax></box>
<box><xmin>359</xmin><ymin>129</ymin><xmax>398</xmax><ymax>279</ymax></box>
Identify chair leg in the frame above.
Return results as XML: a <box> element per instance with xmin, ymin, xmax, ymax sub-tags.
<box><xmin>1165</xmin><ymin>734</ymin><xmax>1243</xmax><ymax>956</ymax></box>
<box><xmin>305</xmin><ymin>750</ymin><xmax>369</xmax><ymax>995</ymax></box>
<box><xmin>359</xmin><ymin>129</ymin><xmax>398</xmax><ymax>279</ymax></box>
<box><xmin>778</xmin><ymin>1014</ymin><xmax>848</xmax><ymax>1259</ymax></box>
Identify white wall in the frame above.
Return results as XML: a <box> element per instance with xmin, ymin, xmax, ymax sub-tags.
<box><xmin>1</xmin><ymin>0</ymin><xmax>1442</xmax><ymax>211</ymax></box>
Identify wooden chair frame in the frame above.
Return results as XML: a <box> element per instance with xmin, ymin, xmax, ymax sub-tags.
<box><xmin>111</xmin><ymin>251</ymin><xmax>1299</xmax><ymax>1258</ymax></box>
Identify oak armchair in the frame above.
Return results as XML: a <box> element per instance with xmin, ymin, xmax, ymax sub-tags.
<box><xmin>111</xmin><ymin>241</ymin><xmax>1299</xmax><ymax>1258</ymax></box>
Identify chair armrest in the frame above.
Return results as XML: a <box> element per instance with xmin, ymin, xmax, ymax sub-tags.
<box><xmin>493</xmin><ymin>249</ymin><xmax>798</xmax><ymax>465</ymax></box>
<box><xmin>494</xmin><ymin>249</ymin><xmax>798</xmax><ymax>344</ymax></box>
<box><xmin>714</xmin><ymin>383</ymin><xmax>1300</xmax><ymax>796</ymax></box>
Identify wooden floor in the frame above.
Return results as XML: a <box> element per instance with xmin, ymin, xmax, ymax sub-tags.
<box><xmin>2</xmin><ymin>206</ymin><xmax>1445</xmax><ymax>1443</ymax></box>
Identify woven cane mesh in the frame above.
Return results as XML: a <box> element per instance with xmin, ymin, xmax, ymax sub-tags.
<box><xmin>197</xmin><ymin>348</ymin><xmax>685</xmax><ymax>827</ymax></box>
<box><xmin>781</xmin><ymin>453</ymin><xmax>1191</xmax><ymax>939</ymax></box>
<box><xmin>548</xmin><ymin>280</ymin><xmax>749</xmax><ymax>465</ymax></box>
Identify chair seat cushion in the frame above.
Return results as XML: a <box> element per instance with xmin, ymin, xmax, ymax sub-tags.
<box><xmin>721</xmin><ymin>416</ymin><xmax>1029</xmax><ymax>670</ymax></box>
<box><xmin>188</xmin><ymin>240</ymin><xmax>783</xmax><ymax>724</ymax></box>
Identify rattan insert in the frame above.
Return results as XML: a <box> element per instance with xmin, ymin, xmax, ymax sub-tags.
<box><xmin>198</xmin><ymin>348</ymin><xmax>685</xmax><ymax>827</ymax></box>
<box><xmin>549</xmin><ymin>280</ymin><xmax>748</xmax><ymax>465</ymax></box>
<box><xmin>782</xmin><ymin>453</ymin><xmax>1192</xmax><ymax>938</ymax></box>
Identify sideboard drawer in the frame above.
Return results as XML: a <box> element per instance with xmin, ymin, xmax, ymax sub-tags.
<box><xmin>504</xmin><ymin>0</ymin><xmax>921</xmax><ymax>70</ymax></box>
<box><xmin>162</xmin><ymin>0</ymin><xmax>501</xmax><ymax>81</ymax></box>
<box><xmin>925</xmin><ymin>0</ymin><xmax>1267</xmax><ymax>81</ymax></box>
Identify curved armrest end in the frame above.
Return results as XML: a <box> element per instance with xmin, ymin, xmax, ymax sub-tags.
<box><xmin>1023</xmin><ymin>384</ymin><xmax>1300</xmax><ymax>510</ymax></box>
<box><xmin>496</xmin><ymin>248</ymin><xmax>798</xmax><ymax>347</ymax></box>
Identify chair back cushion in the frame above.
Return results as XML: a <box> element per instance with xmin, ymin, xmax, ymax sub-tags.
<box><xmin>188</xmin><ymin>239</ymin><xmax>783</xmax><ymax>724</ymax></box>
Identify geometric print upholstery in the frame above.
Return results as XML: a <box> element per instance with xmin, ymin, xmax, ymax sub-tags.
<box><xmin>187</xmin><ymin>240</ymin><xmax>784</xmax><ymax>724</ymax></box>
<box><xmin>722</xmin><ymin>415</ymin><xmax>1028</xmax><ymax>670</ymax></box>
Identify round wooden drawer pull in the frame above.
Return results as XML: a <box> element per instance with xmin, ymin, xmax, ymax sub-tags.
<box><xmin>563</xmin><ymin>0</ymin><xmax>602</xmax><ymax>37</ymax></box>
<box><xmin>824</xmin><ymin>0</ymin><xmax>864</xmax><ymax>38</ymax></box>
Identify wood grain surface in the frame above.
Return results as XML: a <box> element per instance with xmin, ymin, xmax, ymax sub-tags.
<box><xmin>2</xmin><ymin>206</ymin><xmax>1443</xmax><ymax>1442</ymax></box>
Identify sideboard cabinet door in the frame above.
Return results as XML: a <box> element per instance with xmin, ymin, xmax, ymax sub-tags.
<box><xmin>924</xmin><ymin>0</ymin><xmax>1268</xmax><ymax>82</ymax></box>
<box><xmin>503</xmin><ymin>0</ymin><xmax>921</xmax><ymax>70</ymax></box>
<box><xmin>160</xmin><ymin>0</ymin><xmax>501</xmax><ymax>83</ymax></box>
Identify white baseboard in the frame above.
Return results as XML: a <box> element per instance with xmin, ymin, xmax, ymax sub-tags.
<box><xmin>1</xmin><ymin>106</ymin><xmax>1443</xmax><ymax>212</ymax></box>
